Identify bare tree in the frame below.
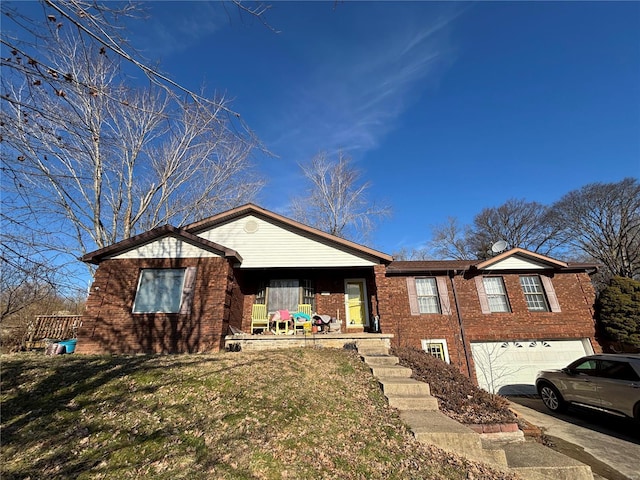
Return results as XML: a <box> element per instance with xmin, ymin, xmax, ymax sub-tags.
<box><xmin>551</xmin><ymin>178</ymin><xmax>640</xmax><ymax>280</ymax></box>
<box><xmin>289</xmin><ymin>151</ymin><xmax>391</xmax><ymax>242</ymax></box>
<box><xmin>0</xmin><ymin>243</ymin><xmax>85</xmax><ymax>350</ymax></box>
<box><xmin>428</xmin><ymin>217</ymin><xmax>474</xmax><ymax>260</ymax></box>
<box><xmin>1</xmin><ymin>3</ymin><xmax>264</xmax><ymax>268</ymax></box>
<box><xmin>0</xmin><ymin>248</ymin><xmax>56</xmax><ymax>322</ymax></box>
<box><xmin>391</xmin><ymin>246</ymin><xmax>433</xmax><ymax>261</ymax></box>
<box><xmin>428</xmin><ymin>200</ymin><xmax>565</xmax><ymax>260</ymax></box>
<box><xmin>467</xmin><ymin>199</ymin><xmax>564</xmax><ymax>258</ymax></box>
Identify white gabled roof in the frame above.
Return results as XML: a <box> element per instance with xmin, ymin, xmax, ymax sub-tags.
<box><xmin>82</xmin><ymin>226</ymin><xmax>241</xmax><ymax>265</ymax></box>
<box><xmin>185</xmin><ymin>204</ymin><xmax>392</xmax><ymax>269</ymax></box>
<box><xmin>474</xmin><ymin>248</ymin><xmax>568</xmax><ymax>271</ymax></box>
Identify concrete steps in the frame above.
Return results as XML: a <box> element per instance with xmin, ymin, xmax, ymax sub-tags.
<box><xmin>361</xmin><ymin>355</ymin><xmax>399</xmax><ymax>366</ymax></box>
<box><xmin>370</xmin><ymin>365</ymin><xmax>412</xmax><ymax>378</ymax></box>
<box><xmin>357</xmin><ymin>344</ymin><xmax>594</xmax><ymax>480</ymax></box>
<box><xmin>379</xmin><ymin>377</ymin><xmax>432</xmax><ymax>396</ymax></box>
<box><xmin>387</xmin><ymin>394</ymin><xmax>440</xmax><ymax>411</ymax></box>
<box><xmin>401</xmin><ymin>409</ymin><xmax>508</xmax><ymax>467</ymax></box>
<box><xmin>357</xmin><ymin>344</ymin><xmax>391</xmax><ymax>357</ymax></box>
<box><xmin>501</xmin><ymin>441</ymin><xmax>594</xmax><ymax>480</ymax></box>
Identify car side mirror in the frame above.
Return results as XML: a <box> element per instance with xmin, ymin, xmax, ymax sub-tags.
<box><xmin>562</xmin><ymin>367</ymin><xmax>575</xmax><ymax>376</ymax></box>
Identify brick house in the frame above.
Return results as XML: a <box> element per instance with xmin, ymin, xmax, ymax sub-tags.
<box><xmin>78</xmin><ymin>204</ymin><xmax>599</xmax><ymax>393</ymax></box>
<box><xmin>78</xmin><ymin>205</ymin><xmax>393</xmax><ymax>355</ymax></box>
<box><xmin>379</xmin><ymin>250</ymin><xmax>600</xmax><ymax>393</ymax></box>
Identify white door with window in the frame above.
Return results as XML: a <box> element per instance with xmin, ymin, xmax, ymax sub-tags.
<box><xmin>471</xmin><ymin>339</ymin><xmax>593</xmax><ymax>394</ymax></box>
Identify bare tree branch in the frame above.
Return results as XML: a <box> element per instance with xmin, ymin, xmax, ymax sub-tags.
<box><xmin>552</xmin><ymin>178</ymin><xmax>640</xmax><ymax>280</ymax></box>
<box><xmin>290</xmin><ymin>151</ymin><xmax>391</xmax><ymax>243</ymax></box>
<box><xmin>429</xmin><ymin>200</ymin><xmax>566</xmax><ymax>260</ymax></box>
<box><xmin>2</xmin><ymin>3</ymin><xmax>264</xmax><ymax>268</ymax></box>
<box><xmin>428</xmin><ymin>217</ymin><xmax>474</xmax><ymax>260</ymax></box>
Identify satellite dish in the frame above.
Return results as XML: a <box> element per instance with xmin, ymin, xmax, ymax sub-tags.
<box><xmin>491</xmin><ymin>240</ymin><xmax>508</xmax><ymax>253</ymax></box>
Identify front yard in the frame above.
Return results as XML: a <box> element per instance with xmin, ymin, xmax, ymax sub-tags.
<box><xmin>1</xmin><ymin>348</ymin><xmax>517</xmax><ymax>479</ymax></box>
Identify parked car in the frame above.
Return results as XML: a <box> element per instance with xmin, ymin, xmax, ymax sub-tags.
<box><xmin>536</xmin><ymin>354</ymin><xmax>640</xmax><ymax>421</ymax></box>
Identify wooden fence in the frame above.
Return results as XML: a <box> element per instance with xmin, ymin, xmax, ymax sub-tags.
<box><xmin>23</xmin><ymin>315</ymin><xmax>82</xmax><ymax>349</ymax></box>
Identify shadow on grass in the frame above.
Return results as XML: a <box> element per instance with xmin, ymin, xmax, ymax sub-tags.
<box><xmin>1</xmin><ymin>353</ymin><xmax>261</xmax><ymax>479</ymax></box>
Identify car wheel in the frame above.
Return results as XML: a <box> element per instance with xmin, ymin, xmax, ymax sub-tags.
<box><xmin>538</xmin><ymin>382</ymin><xmax>567</xmax><ymax>413</ymax></box>
<box><xmin>634</xmin><ymin>402</ymin><xmax>640</xmax><ymax>423</ymax></box>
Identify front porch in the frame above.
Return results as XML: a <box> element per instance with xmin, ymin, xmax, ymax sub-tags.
<box><xmin>224</xmin><ymin>331</ymin><xmax>394</xmax><ymax>352</ymax></box>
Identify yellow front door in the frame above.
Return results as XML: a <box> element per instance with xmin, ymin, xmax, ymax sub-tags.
<box><xmin>346</xmin><ymin>280</ymin><xmax>367</xmax><ymax>327</ymax></box>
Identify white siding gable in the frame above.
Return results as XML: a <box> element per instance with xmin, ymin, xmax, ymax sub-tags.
<box><xmin>483</xmin><ymin>255</ymin><xmax>549</xmax><ymax>270</ymax></box>
<box><xmin>196</xmin><ymin>215</ymin><xmax>379</xmax><ymax>268</ymax></box>
<box><xmin>110</xmin><ymin>236</ymin><xmax>221</xmax><ymax>260</ymax></box>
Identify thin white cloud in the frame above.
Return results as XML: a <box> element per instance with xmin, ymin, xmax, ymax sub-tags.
<box><xmin>131</xmin><ymin>2</ymin><xmax>225</xmax><ymax>58</ymax></box>
<box><xmin>268</xmin><ymin>6</ymin><xmax>462</xmax><ymax>161</ymax></box>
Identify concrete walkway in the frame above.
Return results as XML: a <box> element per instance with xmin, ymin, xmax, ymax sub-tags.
<box><xmin>357</xmin><ymin>342</ymin><xmax>595</xmax><ymax>480</ymax></box>
<box><xmin>509</xmin><ymin>399</ymin><xmax>640</xmax><ymax>480</ymax></box>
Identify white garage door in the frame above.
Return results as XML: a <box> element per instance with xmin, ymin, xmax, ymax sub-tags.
<box><xmin>471</xmin><ymin>339</ymin><xmax>593</xmax><ymax>395</ymax></box>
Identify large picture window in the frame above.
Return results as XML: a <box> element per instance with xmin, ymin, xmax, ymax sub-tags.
<box><xmin>267</xmin><ymin>279</ymin><xmax>300</xmax><ymax>312</ymax></box>
<box><xmin>133</xmin><ymin>268</ymin><xmax>187</xmax><ymax>313</ymax></box>
<box><xmin>255</xmin><ymin>279</ymin><xmax>316</xmax><ymax>312</ymax></box>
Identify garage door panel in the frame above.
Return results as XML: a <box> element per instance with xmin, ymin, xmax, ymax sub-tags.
<box><xmin>471</xmin><ymin>339</ymin><xmax>592</xmax><ymax>395</ymax></box>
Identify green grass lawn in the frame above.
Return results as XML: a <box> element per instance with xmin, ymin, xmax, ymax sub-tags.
<box><xmin>1</xmin><ymin>348</ymin><xmax>515</xmax><ymax>479</ymax></box>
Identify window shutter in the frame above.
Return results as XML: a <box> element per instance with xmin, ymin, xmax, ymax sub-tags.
<box><xmin>180</xmin><ymin>267</ymin><xmax>197</xmax><ymax>315</ymax></box>
<box><xmin>474</xmin><ymin>276</ymin><xmax>491</xmax><ymax>314</ymax></box>
<box><xmin>436</xmin><ymin>277</ymin><xmax>452</xmax><ymax>315</ymax></box>
<box><xmin>406</xmin><ymin>277</ymin><xmax>419</xmax><ymax>315</ymax></box>
<box><xmin>540</xmin><ymin>275</ymin><xmax>561</xmax><ymax>312</ymax></box>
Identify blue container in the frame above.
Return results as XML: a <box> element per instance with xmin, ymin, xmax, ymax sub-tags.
<box><xmin>59</xmin><ymin>339</ymin><xmax>77</xmax><ymax>353</ymax></box>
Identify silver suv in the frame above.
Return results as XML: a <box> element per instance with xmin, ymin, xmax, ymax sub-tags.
<box><xmin>536</xmin><ymin>354</ymin><xmax>640</xmax><ymax>421</ymax></box>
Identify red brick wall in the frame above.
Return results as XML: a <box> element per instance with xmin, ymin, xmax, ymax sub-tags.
<box><xmin>315</xmin><ymin>277</ymin><xmax>346</xmax><ymax>323</ymax></box>
<box><xmin>458</xmin><ymin>272</ymin><xmax>597</xmax><ymax>343</ymax></box>
<box><xmin>77</xmin><ymin>257</ymin><xmax>234</xmax><ymax>354</ymax></box>
<box><xmin>377</xmin><ymin>270</ymin><xmax>599</xmax><ymax>377</ymax></box>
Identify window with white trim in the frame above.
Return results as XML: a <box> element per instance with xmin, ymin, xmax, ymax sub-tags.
<box><xmin>482</xmin><ymin>277</ymin><xmax>510</xmax><ymax>312</ymax></box>
<box><xmin>519</xmin><ymin>275</ymin><xmax>549</xmax><ymax>311</ymax></box>
<box><xmin>133</xmin><ymin>269</ymin><xmax>186</xmax><ymax>313</ymax></box>
<box><xmin>416</xmin><ymin>278</ymin><xmax>441</xmax><ymax>314</ymax></box>
<box><xmin>408</xmin><ymin>276</ymin><xmax>451</xmax><ymax>316</ymax></box>
<box><xmin>421</xmin><ymin>339</ymin><xmax>450</xmax><ymax>363</ymax></box>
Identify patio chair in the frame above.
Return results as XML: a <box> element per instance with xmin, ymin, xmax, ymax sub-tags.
<box><xmin>251</xmin><ymin>304</ymin><xmax>269</xmax><ymax>334</ymax></box>
<box><xmin>294</xmin><ymin>304</ymin><xmax>313</xmax><ymax>334</ymax></box>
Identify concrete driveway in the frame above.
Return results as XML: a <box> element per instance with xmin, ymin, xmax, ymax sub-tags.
<box><xmin>509</xmin><ymin>396</ymin><xmax>640</xmax><ymax>480</ymax></box>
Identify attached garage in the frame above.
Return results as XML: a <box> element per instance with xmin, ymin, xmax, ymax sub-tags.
<box><xmin>471</xmin><ymin>339</ymin><xmax>594</xmax><ymax>395</ymax></box>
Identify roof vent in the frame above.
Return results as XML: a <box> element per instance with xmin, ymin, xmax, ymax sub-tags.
<box><xmin>244</xmin><ymin>219</ymin><xmax>259</xmax><ymax>233</ymax></box>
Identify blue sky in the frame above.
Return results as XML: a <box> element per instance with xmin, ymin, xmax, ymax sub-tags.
<box><xmin>28</xmin><ymin>1</ymin><xmax>640</xmax><ymax>255</ymax></box>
